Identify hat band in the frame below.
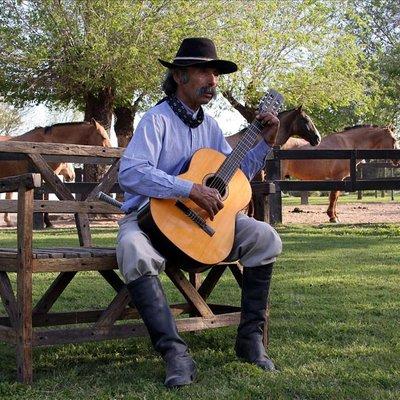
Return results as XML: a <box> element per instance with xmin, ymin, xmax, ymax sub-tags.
<box><xmin>174</xmin><ymin>56</ymin><xmax>215</xmax><ymax>62</ymax></box>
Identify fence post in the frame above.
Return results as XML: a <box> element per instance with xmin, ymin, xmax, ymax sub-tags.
<box><xmin>357</xmin><ymin>167</ymin><xmax>363</xmax><ymax>200</ymax></box>
<box><xmin>265</xmin><ymin>147</ymin><xmax>282</xmax><ymax>225</ymax></box>
<box><xmin>252</xmin><ymin>189</ymin><xmax>267</xmax><ymax>222</ymax></box>
<box><xmin>75</xmin><ymin>168</ymin><xmax>83</xmax><ymax>201</ymax></box>
<box><xmin>381</xmin><ymin>168</ymin><xmax>386</xmax><ymax>197</ymax></box>
<box><xmin>391</xmin><ymin>167</ymin><xmax>394</xmax><ymax>200</ymax></box>
<box><xmin>300</xmin><ymin>191</ymin><xmax>309</xmax><ymax>205</ymax></box>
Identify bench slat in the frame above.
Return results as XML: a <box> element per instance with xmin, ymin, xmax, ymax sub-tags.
<box><xmin>0</xmin><ymin>247</ymin><xmax>117</xmax><ymax>260</ymax></box>
<box><xmin>0</xmin><ymin>200</ymin><xmax>123</xmax><ymax>214</ymax></box>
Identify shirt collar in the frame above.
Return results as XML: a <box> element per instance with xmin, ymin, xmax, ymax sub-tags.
<box><xmin>176</xmin><ymin>97</ymin><xmax>200</xmax><ymax>119</ymax></box>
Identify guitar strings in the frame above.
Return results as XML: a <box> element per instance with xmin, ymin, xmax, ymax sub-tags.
<box><xmin>208</xmin><ymin>123</ymin><xmax>262</xmax><ymax>193</ymax></box>
<box><xmin>207</xmin><ymin>97</ymin><xmax>282</xmax><ymax>195</ymax></box>
<box><xmin>208</xmin><ymin>110</ymin><xmax>276</xmax><ymax>193</ymax></box>
<box><xmin>207</xmin><ymin>95</ymin><xmax>279</xmax><ymax>191</ymax></box>
<box><xmin>208</xmin><ymin>123</ymin><xmax>260</xmax><ymax>192</ymax></box>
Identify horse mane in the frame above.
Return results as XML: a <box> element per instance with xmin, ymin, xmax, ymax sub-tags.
<box><xmin>278</xmin><ymin>108</ymin><xmax>296</xmax><ymax>116</ymax></box>
<box><xmin>343</xmin><ymin>124</ymin><xmax>380</xmax><ymax>131</ymax></box>
<box><xmin>44</xmin><ymin>121</ymin><xmax>92</xmax><ymax>134</ymax></box>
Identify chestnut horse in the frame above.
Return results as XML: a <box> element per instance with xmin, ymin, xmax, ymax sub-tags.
<box><xmin>0</xmin><ymin>119</ymin><xmax>111</xmax><ymax>179</ymax></box>
<box><xmin>281</xmin><ymin>125</ymin><xmax>399</xmax><ymax>222</ymax></box>
<box><xmin>0</xmin><ymin>119</ymin><xmax>111</xmax><ymax>227</ymax></box>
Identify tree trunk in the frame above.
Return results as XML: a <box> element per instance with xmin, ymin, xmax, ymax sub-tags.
<box><xmin>84</xmin><ymin>87</ymin><xmax>114</xmax><ymax>131</ymax></box>
<box><xmin>114</xmin><ymin>94</ymin><xmax>143</xmax><ymax>148</ymax></box>
<box><xmin>83</xmin><ymin>87</ymin><xmax>115</xmax><ymax>186</ymax></box>
<box><xmin>222</xmin><ymin>90</ymin><xmax>256</xmax><ymax>123</ymax></box>
<box><xmin>114</xmin><ymin>106</ymin><xmax>134</xmax><ymax>148</ymax></box>
<box><xmin>113</xmin><ymin>95</ymin><xmax>143</xmax><ymax>201</ymax></box>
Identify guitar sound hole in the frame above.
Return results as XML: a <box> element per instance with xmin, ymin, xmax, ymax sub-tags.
<box><xmin>204</xmin><ymin>175</ymin><xmax>227</xmax><ymax>198</ymax></box>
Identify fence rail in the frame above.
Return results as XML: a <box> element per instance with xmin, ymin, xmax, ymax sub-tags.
<box><xmin>264</xmin><ymin>148</ymin><xmax>400</xmax><ymax>224</ymax></box>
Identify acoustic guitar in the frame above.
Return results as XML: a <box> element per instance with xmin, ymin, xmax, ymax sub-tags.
<box><xmin>138</xmin><ymin>89</ymin><xmax>284</xmax><ymax>266</ymax></box>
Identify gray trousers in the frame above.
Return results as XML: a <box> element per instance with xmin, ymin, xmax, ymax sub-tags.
<box><xmin>117</xmin><ymin>212</ymin><xmax>282</xmax><ymax>284</ymax></box>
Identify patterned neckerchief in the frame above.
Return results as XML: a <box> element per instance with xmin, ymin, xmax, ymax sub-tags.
<box><xmin>166</xmin><ymin>96</ymin><xmax>204</xmax><ymax>128</ymax></box>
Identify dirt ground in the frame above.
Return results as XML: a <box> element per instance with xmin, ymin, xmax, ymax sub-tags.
<box><xmin>282</xmin><ymin>202</ymin><xmax>400</xmax><ymax>225</ymax></box>
<box><xmin>1</xmin><ymin>202</ymin><xmax>400</xmax><ymax>228</ymax></box>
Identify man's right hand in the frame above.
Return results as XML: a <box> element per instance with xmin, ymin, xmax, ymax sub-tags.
<box><xmin>189</xmin><ymin>183</ymin><xmax>224</xmax><ymax>220</ymax></box>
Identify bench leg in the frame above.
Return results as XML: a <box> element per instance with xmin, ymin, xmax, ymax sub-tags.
<box><xmin>16</xmin><ymin>185</ymin><xmax>34</xmax><ymax>384</ymax></box>
<box><xmin>16</xmin><ymin>324</ymin><xmax>33</xmax><ymax>384</ymax></box>
<box><xmin>16</xmin><ymin>255</ymin><xmax>33</xmax><ymax>384</ymax></box>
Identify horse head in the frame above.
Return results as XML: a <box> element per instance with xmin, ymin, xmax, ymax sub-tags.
<box><xmin>386</xmin><ymin>125</ymin><xmax>399</xmax><ymax>166</ymax></box>
<box><xmin>88</xmin><ymin>119</ymin><xmax>112</xmax><ymax>147</ymax></box>
<box><xmin>59</xmin><ymin>163</ymin><xmax>75</xmax><ymax>182</ymax></box>
<box><xmin>276</xmin><ymin>106</ymin><xmax>321</xmax><ymax>147</ymax></box>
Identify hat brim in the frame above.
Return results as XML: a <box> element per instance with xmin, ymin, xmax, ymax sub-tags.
<box><xmin>158</xmin><ymin>58</ymin><xmax>237</xmax><ymax>74</ymax></box>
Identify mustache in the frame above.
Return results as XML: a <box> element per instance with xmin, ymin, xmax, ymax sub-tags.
<box><xmin>196</xmin><ymin>86</ymin><xmax>217</xmax><ymax>98</ymax></box>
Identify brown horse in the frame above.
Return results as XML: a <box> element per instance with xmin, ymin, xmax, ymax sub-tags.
<box><xmin>281</xmin><ymin>125</ymin><xmax>399</xmax><ymax>222</ymax></box>
<box><xmin>0</xmin><ymin>119</ymin><xmax>111</xmax><ymax>227</ymax></box>
<box><xmin>0</xmin><ymin>119</ymin><xmax>111</xmax><ymax>179</ymax></box>
<box><xmin>225</xmin><ymin>106</ymin><xmax>321</xmax><ymax>217</ymax></box>
<box><xmin>226</xmin><ymin>106</ymin><xmax>321</xmax><ymax>149</ymax></box>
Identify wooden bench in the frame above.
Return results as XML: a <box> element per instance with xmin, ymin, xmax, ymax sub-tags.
<box><xmin>0</xmin><ymin>141</ymin><xmax>274</xmax><ymax>384</ymax></box>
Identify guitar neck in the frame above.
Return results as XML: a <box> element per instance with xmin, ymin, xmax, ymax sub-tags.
<box><xmin>217</xmin><ymin>119</ymin><xmax>264</xmax><ymax>183</ymax></box>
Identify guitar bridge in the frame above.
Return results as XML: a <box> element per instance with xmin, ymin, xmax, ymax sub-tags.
<box><xmin>175</xmin><ymin>200</ymin><xmax>215</xmax><ymax>237</ymax></box>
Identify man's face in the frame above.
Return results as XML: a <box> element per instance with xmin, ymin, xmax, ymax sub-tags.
<box><xmin>174</xmin><ymin>66</ymin><xmax>220</xmax><ymax>110</ymax></box>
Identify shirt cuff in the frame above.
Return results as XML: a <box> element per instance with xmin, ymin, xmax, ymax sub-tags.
<box><xmin>173</xmin><ymin>177</ymin><xmax>193</xmax><ymax>198</ymax></box>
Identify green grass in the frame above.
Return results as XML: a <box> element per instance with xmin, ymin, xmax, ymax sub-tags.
<box><xmin>0</xmin><ymin>224</ymin><xmax>399</xmax><ymax>399</ymax></box>
<box><xmin>282</xmin><ymin>192</ymin><xmax>400</xmax><ymax>206</ymax></box>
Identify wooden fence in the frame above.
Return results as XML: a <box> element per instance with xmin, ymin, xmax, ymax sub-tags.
<box><xmin>264</xmin><ymin>148</ymin><xmax>400</xmax><ymax>224</ymax></box>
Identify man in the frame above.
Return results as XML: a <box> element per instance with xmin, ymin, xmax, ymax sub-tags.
<box><xmin>117</xmin><ymin>37</ymin><xmax>282</xmax><ymax>388</ymax></box>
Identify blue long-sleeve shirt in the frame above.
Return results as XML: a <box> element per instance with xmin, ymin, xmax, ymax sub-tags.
<box><xmin>118</xmin><ymin>100</ymin><xmax>271</xmax><ymax>213</ymax></box>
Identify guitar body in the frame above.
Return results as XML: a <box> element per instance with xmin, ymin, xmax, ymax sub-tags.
<box><xmin>139</xmin><ymin>148</ymin><xmax>252</xmax><ymax>265</ymax></box>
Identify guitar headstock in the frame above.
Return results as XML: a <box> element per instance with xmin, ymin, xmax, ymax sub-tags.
<box><xmin>258</xmin><ymin>89</ymin><xmax>284</xmax><ymax>114</ymax></box>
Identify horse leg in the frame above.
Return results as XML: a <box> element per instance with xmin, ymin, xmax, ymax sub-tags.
<box><xmin>4</xmin><ymin>212</ymin><xmax>12</xmax><ymax>227</ymax></box>
<box><xmin>43</xmin><ymin>193</ymin><xmax>53</xmax><ymax>228</ymax></box>
<box><xmin>4</xmin><ymin>193</ymin><xmax>13</xmax><ymax>227</ymax></box>
<box><xmin>44</xmin><ymin>212</ymin><xmax>53</xmax><ymax>228</ymax></box>
<box><xmin>327</xmin><ymin>191</ymin><xmax>340</xmax><ymax>223</ymax></box>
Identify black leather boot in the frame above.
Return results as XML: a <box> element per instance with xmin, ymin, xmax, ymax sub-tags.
<box><xmin>235</xmin><ymin>263</ymin><xmax>276</xmax><ymax>370</ymax></box>
<box><xmin>127</xmin><ymin>275</ymin><xmax>197</xmax><ymax>388</ymax></box>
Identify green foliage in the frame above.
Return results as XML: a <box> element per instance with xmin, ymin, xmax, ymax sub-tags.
<box><xmin>343</xmin><ymin>0</ymin><xmax>400</xmax><ymax>129</ymax></box>
<box><xmin>0</xmin><ymin>0</ymin><xmax>225</xmax><ymax>109</ymax></box>
<box><xmin>215</xmin><ymin>1</ymin><xmax>373</xmax><ymax>134</ymax></box>
<box><xmin>0</xmin><ymin>101</ymin><xmax>22</xmax><ymax>134</ymax></box>
<box><xmin>0</xmin><ymin>0</ymin><xmax>398</xmax><ymax>133</ymax></box>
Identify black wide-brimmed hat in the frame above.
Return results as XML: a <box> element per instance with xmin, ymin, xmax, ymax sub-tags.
<box><xmin>158</xmin><ymin>37</ymin><xmax>237</xmax><ymax>74</ymax></box>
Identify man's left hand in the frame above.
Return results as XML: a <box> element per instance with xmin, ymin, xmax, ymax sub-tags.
<box><xmin>256</xmin><ymin>112</ymin><xmax>280</xmax><ymax>146</ymax></box>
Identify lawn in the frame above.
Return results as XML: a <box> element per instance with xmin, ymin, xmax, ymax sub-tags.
<box><xmin>0</xmin><ymin>223</ymin><xmax>399</xmax><ymax>399</ymax></box>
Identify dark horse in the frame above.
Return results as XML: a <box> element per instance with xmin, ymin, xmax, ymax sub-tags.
<box><xmin>226</xmin><ymin>106</ymin><xmax>321</xmax><ymax>149</ymax></box>
<box><xmin>225</xmin><ymin>106</ymin><xmax>321</xmax><ymax>216</ymax></box>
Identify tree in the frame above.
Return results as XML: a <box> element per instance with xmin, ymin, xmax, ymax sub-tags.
<box><xmin>345</xmin><ymin>0</ymin><xmax>400</xmax><ymax>126</ymax></box>
<box><xmin>215</xmin><ymin>0</ymin><xmax>375</xmax><ymax>134</ymax></box>
<box><xmin>0</xmin><ymin>0</ymin><xmax>226</xmax><ymax>143</ymax></box>
<box><xmin>1</xmin><ymin>0</ymin><xmax>393</xmax><ymax>141</ymax></box>
<box><xmin>0</xmin><ymin>0</ymin><xmax>227</xmax><ymax>181</ymax></box>
<box><xmin>0</xmin><ymin>101</ymin><xmax>22</xmax><ymax>135</ymax></box>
